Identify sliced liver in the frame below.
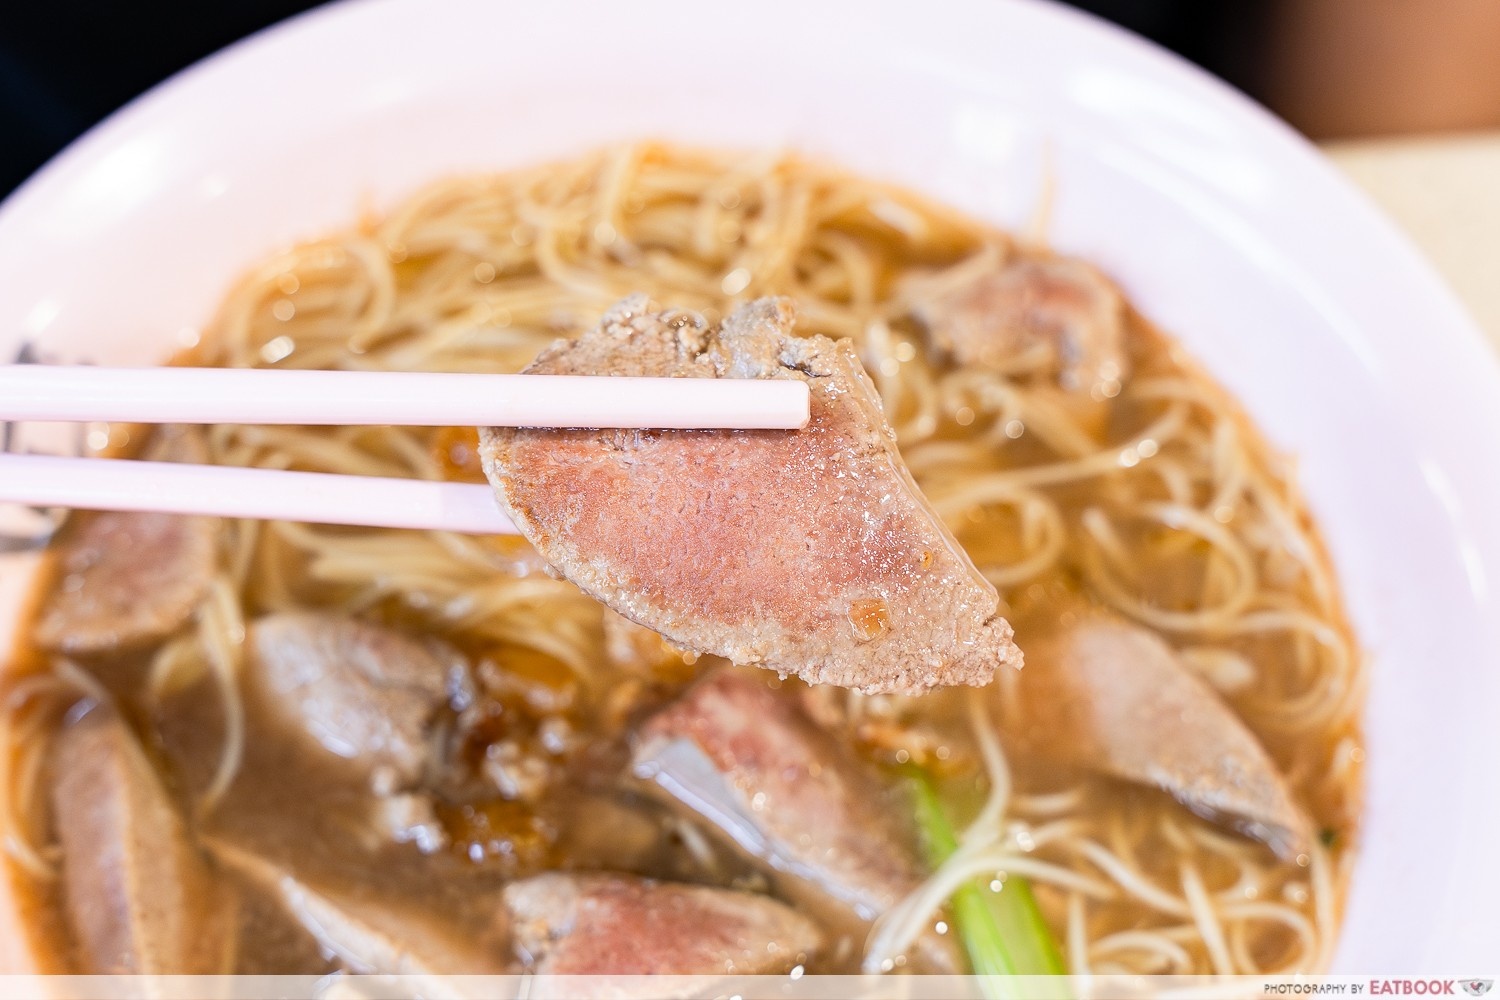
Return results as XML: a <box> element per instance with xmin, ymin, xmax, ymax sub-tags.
<box><xmin>480</xmin><ymin>296</ymin><xmax>1020</xmax><ymax>695</ymax></box>
<box><xmin>502</xmin><ymin>871</ymin><xmax>821</xmax><ymax>977</ymax></box>
<box><xmin>51</xmin><ymin>705</ymin><xmax>237</xmax><ymax>973</ymax></box>
<box><xmin>632</xmin><ymin>670</ymin><xmax>925</xmax><ymax>925</ymax></box>
<box><xmin>34</xmin><ymin>428</ymin><xmax>218</xmax><ymax>654</ymax></box>
<box><xmin>243</xmin><ymin>612</ymin><xmax>464</xmax><ymax>792</ymax></box>
<box><xmin>1008</xmin><ymin>609</ymin><xmax>1312</xmax><ymax>859</ymax></box>
<box><xmin>208</xmin><ymin>838</ymin><xmax>508</xmax><ymax>980</ymax></box>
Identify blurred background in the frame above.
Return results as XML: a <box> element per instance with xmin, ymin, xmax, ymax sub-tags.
<box><xmin>3</xmin><ymin>0</ymin><xmax>1500</xmax><ymax>198</ymax></box>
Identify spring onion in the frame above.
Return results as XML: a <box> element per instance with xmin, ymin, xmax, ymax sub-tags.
<box><xmin>909</xmin><ymin>768</ymin><xmax>1069</xmax><ymax>997</ymax></box>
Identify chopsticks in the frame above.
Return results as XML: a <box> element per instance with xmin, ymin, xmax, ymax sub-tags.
<box><xmin>0</xmin><ymin>454</ymin><xmax>513</xmax><ymax>534</ymax></box>
<box><xmin>0</xmin><ymin>364</ymin><xmax>811</xmax><ymax>535</ymax></box>
<box><xmin>0</xmin><ymin>366</ymin><xmax>811</xmax><ymax>429</ymax></box>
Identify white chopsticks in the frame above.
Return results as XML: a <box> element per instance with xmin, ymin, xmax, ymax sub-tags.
<box><xmin>0</xmin><ymin>366</ymin><xmax>811</xmax><ymax>430</ymax></box>
<box><xmin>0</xmin><ymin>454</ymin><xmax>513</xmax><ymax>534</ymax></box>
<box><xmin>0</xmin><ymin>363</ymin><xmax>811</xmax><ymax>535</ymax></box>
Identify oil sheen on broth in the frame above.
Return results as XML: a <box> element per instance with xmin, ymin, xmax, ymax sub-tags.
<box><xmin>0</xmin><ymin>145</ymin><xmax>1364</xmax><ymax>977</ymax></box>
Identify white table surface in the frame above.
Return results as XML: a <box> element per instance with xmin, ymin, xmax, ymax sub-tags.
<box><xmin>1328</xmin><ymin>132</ymin><xmax>1500</xmax><ymax>347</ymax></box>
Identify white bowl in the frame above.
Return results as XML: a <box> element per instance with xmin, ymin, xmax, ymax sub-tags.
<box><xmin>2</xmin><ymin>0</ymin><xmax>1498</xmax><ymax>974</ymax></box>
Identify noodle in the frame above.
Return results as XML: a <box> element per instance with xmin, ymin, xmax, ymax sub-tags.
<box><xmin>3</xmin><ymin>143</ymin><xmax>1363</xmax><ymax>976</ymax></box>
<box><xmin>194</xmin><ymin>576</ymin><xmax>248</xmax><ymax>815</ymax></box>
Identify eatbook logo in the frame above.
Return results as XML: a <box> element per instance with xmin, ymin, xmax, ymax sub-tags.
<box><xmin>1462</xmin><ymin>983</ymin><xmax>1494</xmax><ymax>998</ymax></box>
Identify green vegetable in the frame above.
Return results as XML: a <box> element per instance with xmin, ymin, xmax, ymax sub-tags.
<box><xmin>909</xmin><ymin>769</ymin><xmax>1069</xmax><ymax>997</ymax></box>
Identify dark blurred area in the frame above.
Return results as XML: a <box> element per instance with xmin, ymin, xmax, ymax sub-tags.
<box><xmin>3</xmin><ymin>0</ymin><xmax>1499</xmax><ymax>199</ymax></box>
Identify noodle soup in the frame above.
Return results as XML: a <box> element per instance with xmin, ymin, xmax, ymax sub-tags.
<box><xmin>1</xmin><ymin>146</ymin><xmax>1362</xmax><ymax>977</ymax></box>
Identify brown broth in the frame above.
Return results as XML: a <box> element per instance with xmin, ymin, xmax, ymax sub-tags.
<box><xmin>0</xmin><ymin>146</ymin><xmax>1363</xmax><ymax>976</ymax></box>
